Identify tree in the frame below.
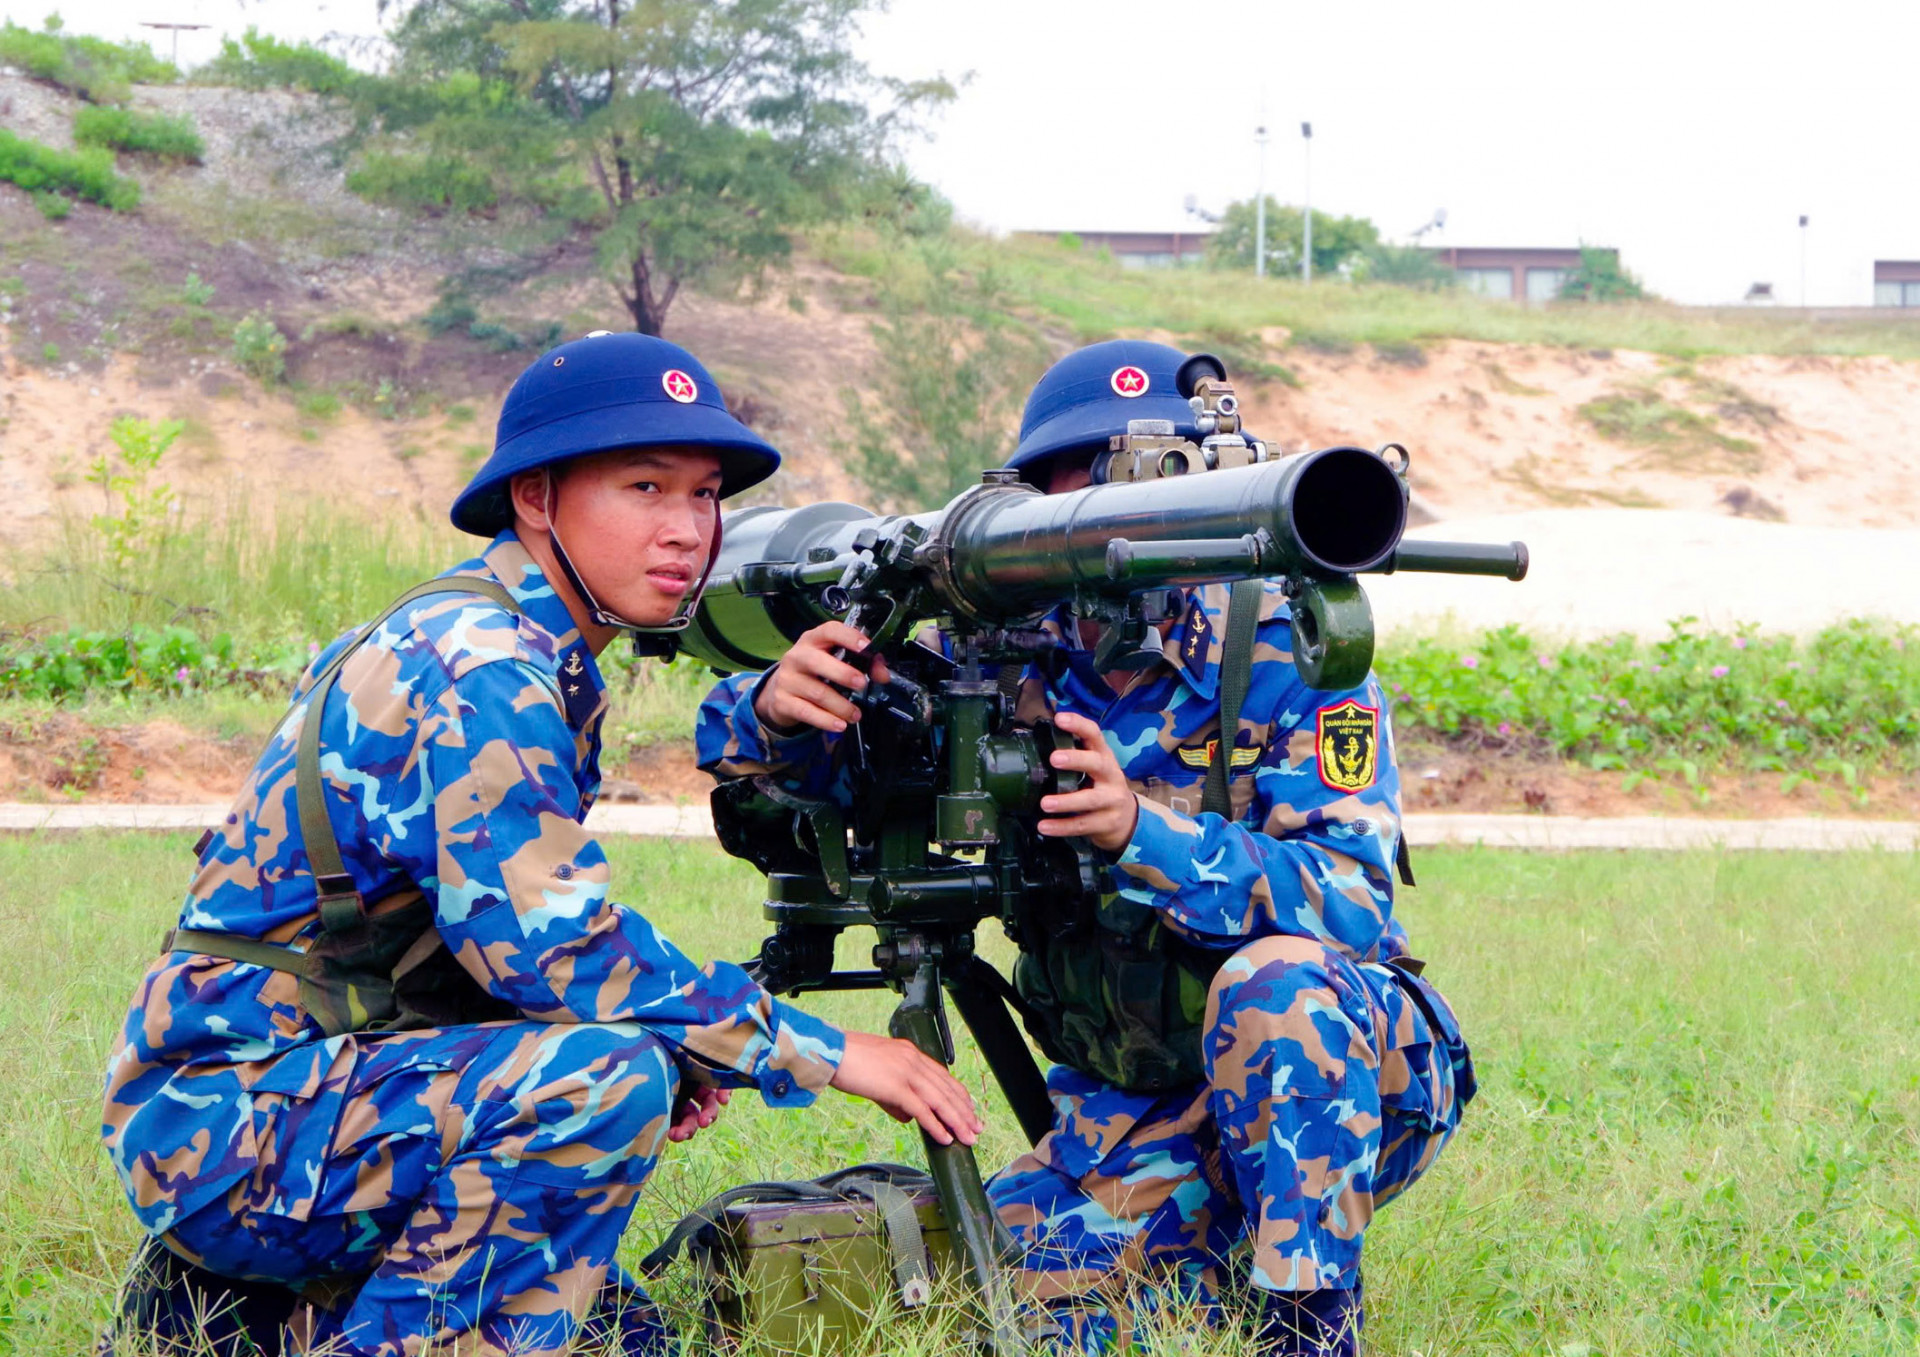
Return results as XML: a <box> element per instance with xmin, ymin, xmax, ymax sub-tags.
<box><xmin>363</xmin><ymin>1</ymin><xmax>953</xmax><ymax>335</ymax></box>
<box><xmin>1558</xmin><ymin>246</ymin><xmax>1647</xmax><ymax>302</ymax></box>
<box><xmin>1205</xmin><ymin>199</ymin><xmax>1379</xmax><ymax>279</ymax></box>
<box><xmin>1356</xmin><ymin>242</ymin><xmax>1457</xmax><ymax>291</ymax></box>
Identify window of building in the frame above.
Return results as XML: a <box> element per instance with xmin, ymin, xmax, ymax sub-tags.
<box><xmin>1526</xmin><ymin>268</ymin><xmax>1569</xmax><ymax>302</ymax></box>
<box><xmin>1459</xmin><ymin>267</ymin><xmax>1514</xmax><ymax>299</ymax></box>
<box><xmin>1875</xmin><ymin>280</ymin><xmax>1920</xmax><ymax>307</ymax></box>
<box><xmin>1909</xmin><ymin>282</ymin><xmax>1920</xmax><ymax>307</ymax></box>
<box><xmin>1120</xmin><ymin>252</ymin><xmax>1176</xmax><ymax>271</ymax></box>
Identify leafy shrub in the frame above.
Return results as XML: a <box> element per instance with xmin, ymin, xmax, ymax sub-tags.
<box><xmin>0</xmin><ymin>128</ymin><xmax>140</xmax><ymax>210</ymax></box>
<box><xmin>0</xmin><ymin>625</ymin><xmax>242</xmax><ymax>700</ymax></box>
<box><xmin>1358</xmin><ymin>243</ymin><xmax>1457</xmax><ymax>291</ymax></box>
<box><xmin>73</xmin><ymin>105</ymin><xmax>203</xmax><ymax>163</ymax></box>
<box><xmin>1559</xmin><ymin>245</ymin><xmax>1648</xmax><ymax>302</ymax></box>
<box><xmin>87</xmin><ymin>417</ymin><xmax>181</xmax><ymax>573</ymax></box>
<box><xmin>199</xmin><ymin>27</ymin><xmax>355</xmax><ymax>95</ymax></box>
<box><xmin>1379</xmin><ymin>620</ymin><xmax>1920</xmax><ymax>775</ymax></box>
<box><xmin>32</xmin><ymin>189</ymin><xmax>70</xmax><ymax>219</ymax></box>
<box><xmin>180</xmin><ymin>272</ymin><xmax>215</xmax><ymax>307</ymax></box>
<box><xmin>231</xmin><ymin>313</ymin><xmax>287</xmax><ymax>383</ymax></box>
<box><xmin>0</xmin><ymin>17</ymin><xmax>175</xmax><ymax>104</ymax></box>
<box><xmin>346</xmin><ymin>150</ymin><xmax>497</xmax><ymax>214</ymax></box>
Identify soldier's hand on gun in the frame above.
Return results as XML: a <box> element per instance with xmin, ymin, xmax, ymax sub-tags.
<box><xmin>753</xmin><ymin>622</ymin><xmax>893</xmax><ymax>735</ymax></box>
<box><xmin>830</xmin><ymin>1030</ymin><xmax>983</xmax><ymax>1146</ymax></box>
<box><xmin>666</xmin><ymin>1084</ymin><xmax>731</xmax><ymax>1143</ymax></box>
<box><xmin>1037</xmin><ymin>710</ymin><xmax>1141</xmax><ymax>853</ymax></box>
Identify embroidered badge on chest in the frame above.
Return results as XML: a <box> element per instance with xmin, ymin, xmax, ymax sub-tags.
<box><xmin>1180</xmin><ymin>597</ymin><xmax>1213</xmax><ymax>680</ymax></box>
<box><xmin>1175</xmin><ymin>738</ymin><xmax>1263</xmax><ymax>770</ymax></box>
<box><xmin>1315</xmin><ymin>699</ymin><xmax>1378</xmax><ymax>792</ymax></box>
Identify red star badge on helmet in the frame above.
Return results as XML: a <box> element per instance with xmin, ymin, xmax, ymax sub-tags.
<box><xmin>1111</xmin><ymin>365</ymin><xmax>1149</xmax><ymax>397</ymax></box>
<box><xmin>662</xmin><ymin>369</ymin><xmax>699</xmax><ymax>403</ymax></box>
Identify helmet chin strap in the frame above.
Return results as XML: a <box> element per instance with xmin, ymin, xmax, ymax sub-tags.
<box><xmin>541</xmin><ymin>468</ymin><xmax>720</xmax><ymax>637</ymax></box>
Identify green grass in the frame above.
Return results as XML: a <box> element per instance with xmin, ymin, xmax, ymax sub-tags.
<box><xmin>822</xmin><ymin>228</ymin><xmax>1920</xmax><ymax>362</ymax></box>
<box><xmin>0</xmin><ymin>128</ymin><xmax>140</xmax><ymax>212</ymax></box>
<box><xmin>1</xmin><ymin>837</ymin><xmax>1914</xmax><ymax>1352</ymax></box>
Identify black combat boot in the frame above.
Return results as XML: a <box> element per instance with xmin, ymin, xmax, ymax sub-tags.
<box><xmin>99</xmin><ymin>1234</ymin><xmax>300</xmax><ymax>1357</ymax></box>
<box><xmin>1254</xmin><ymin>1279</ymin><xmax>1364</xmax><ymax>1356</ymax></box>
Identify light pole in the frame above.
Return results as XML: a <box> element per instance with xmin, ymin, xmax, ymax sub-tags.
<box><xmin>1798</xmin><ymin>214</ymin><xmax>1809</xmax><ymax>308</ymax></box>
<box><xmin>1254</xmin><ymin>124</ymin><xmax>1270</xmax><ymax>278</ymax></box>
<box><xmin>1301</xmin><ymin>121</ymin><xmax>1314</xmax><ymax>283</ymax></box>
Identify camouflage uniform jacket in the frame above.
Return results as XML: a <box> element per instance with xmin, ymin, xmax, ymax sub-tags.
<box><xmin>697</xmin><ymin>579</ymin><xmax>1407</xmax><ymax>961</ymax></box>
<box><xmin>104</xmin><ymin>533</ymin><xmax>844</xmax><ymax>1235</ymax></box>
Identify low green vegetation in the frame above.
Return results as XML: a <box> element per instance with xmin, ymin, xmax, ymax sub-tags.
<box><xmin>229</xmin><ymin>312</ymin><xmax>288</xmax><ymax>383</ymax></box>
<box><xmin>0</xmin><ymin>16</ymin><xmax>176</xmax><ymax>105</ymax></box>
<box><xmin>72</xmin><ymin>106</ymin><xmax>203</xmax><ymax>164</ymax></box>
<box><xmin>1</xmin><ymin>836</ymin><xmax>1914</xmax><ymax>1352</ymax></box>
<box><xmin>1380</xmin><ymin>620</ymin><xmax>1920</xmax><ymax>792</ymax></box>
<box><xmin>0</xmin><ymin>128</ymin><xmax>139</xmax><ymax>212</ymax></box>
<box><xmin>197</xmin><ymin>26</ymin><xmax>357</xmax><ymax>96</ymax></box>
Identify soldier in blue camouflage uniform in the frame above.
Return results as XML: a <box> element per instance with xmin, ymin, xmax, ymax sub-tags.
<box><xmin>102</xmin><ymin>333</ymin><xmax>981</xmax><ymax>1357</ymax></box>
<box><xmin>696</xmin><ymin>341</ymin><xmax>1474</xmax><ymax>1355</ymax></box>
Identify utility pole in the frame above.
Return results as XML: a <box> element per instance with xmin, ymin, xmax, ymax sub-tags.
<box><xmin>139</xmin><ymin>22</ymin><xmax>208</xmax><ymax>69</ymax></box>
<box><xmin>1301</xmin><ymin>121</ymin><xmax>1314</xmax><ymax>283</ymax></box>
<box><xmin>1254</xmin><ymin>124</ymin><xmax>1270</xmax><ymax>278</ymax></box>
<box><xmin>1798</xmin><ymin>214</ymin><xmax>1810</xmax><ymax>308</ymax></box>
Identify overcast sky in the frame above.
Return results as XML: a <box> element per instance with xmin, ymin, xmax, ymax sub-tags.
<box><xmin>19</xmin><ymin>0</ymin><xmax>1920</xmax><ymax>305</ymax></box>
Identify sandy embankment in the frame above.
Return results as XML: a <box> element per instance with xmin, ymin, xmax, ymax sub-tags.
<box><xmin>1375</xmin><ymin>509</ymin><xmax>1920</xmax><ymax>638</ymax></box>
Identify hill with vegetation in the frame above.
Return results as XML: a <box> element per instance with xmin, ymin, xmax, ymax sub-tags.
<box><xmin>1</xmin><ymin>22</ymin><xmax>1918</xmax><ymax>816</ymax></box>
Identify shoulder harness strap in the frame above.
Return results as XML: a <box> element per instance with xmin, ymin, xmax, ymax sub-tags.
<box><xmin>1201</xmin><ymin>578</ymin><xmax>1263</xmax><ymax>820</ymax></box>
<box><xmin>169</xmin><ymin>577</ymin><xmax>523</xmax><ymax>987</ymax></box>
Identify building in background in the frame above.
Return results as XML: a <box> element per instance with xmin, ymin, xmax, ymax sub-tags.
<box><xmin>1014</xmin><ymin>229</ymin><xmax>1211</xmax><ymax>269</ymax></box>
<box><xmin>1873</xmin><ymin>261</ymin><xmax>1920</xmax><ymax>308</ymax></box>
<box><xmin>1434</xmin><ymin>246</ymin><xmax>1610</xmax><ymax>303</ymax></box>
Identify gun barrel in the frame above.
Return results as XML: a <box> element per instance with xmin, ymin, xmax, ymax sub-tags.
<box><xmin>1371</xmin><ymin>539</ymin><xmax>1530</xmax><ymax>581</ymax></box>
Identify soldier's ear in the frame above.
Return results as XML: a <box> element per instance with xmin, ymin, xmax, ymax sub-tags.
<box><xmin>508</xmin><ymin>469</ymin><xmax>555</xmax><ymax>533</ymax></box>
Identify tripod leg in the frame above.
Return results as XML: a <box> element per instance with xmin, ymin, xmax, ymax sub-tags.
<box><xmin>945</xmin><ymin>958</ymin><xmax>1053</xmax><ymax>1148</ymax></box>
<box><xmin>891</xmin><ymin>960</ymin><xmax>1028</xmax><ymax>1355</ymax></box>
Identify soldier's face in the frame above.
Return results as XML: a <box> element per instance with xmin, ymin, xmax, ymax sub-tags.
<box><xmin>1044</xmin><ymin>453</ymin><xmax>1097</xmax><ymax>494</ymax></box>
<box><xmin>522</xmin><ymin>447</ymin><xmax>723</xmax><ymax>629</ymax></box>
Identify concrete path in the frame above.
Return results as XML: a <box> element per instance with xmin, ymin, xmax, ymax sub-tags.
<box><xmin>1</xmin><ymin>803</ymin><xmax>1913</xmax><ymax>851</ymax></box>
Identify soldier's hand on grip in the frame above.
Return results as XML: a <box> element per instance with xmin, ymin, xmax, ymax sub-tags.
<box><xmin>829</xmin><ymin>1030</ymin><xmax>983</xmax><ymax>1146</ymax></box>
<box><xmin>1037</xmin><ymin>710</ymin><xmax>1141</xmax><ymax>853</ymax></box>
<box><xmin>753</xmin><ymin>622</ymin><xmax>893</xmax><ymax>735</ymax></box>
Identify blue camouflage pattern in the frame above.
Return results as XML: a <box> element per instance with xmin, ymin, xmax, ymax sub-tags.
<box><xmin>697</xmin><ymin>580</ymin><xmax>1469</xmax><ymax>1344</ymax></box>
<box><xmin>103</xmin><ymin>532</ymin><xmax>845</xmax><ymax>1356</ymax></box>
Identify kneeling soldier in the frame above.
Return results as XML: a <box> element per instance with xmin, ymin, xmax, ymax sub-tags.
<box><xmin>102</xmin><ymin>333</ymin><xmax>980</xmax><ymax>1357</ymax></box>
<box><xmin>697</xmin><ymin>341</ymin><xmax>1474</xmax><ymax>1355</ymax></box>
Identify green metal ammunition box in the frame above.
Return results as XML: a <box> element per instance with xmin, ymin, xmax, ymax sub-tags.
<box><xmin>695</xmin><ymin>1192</ymin><xmax>960</xmax><ymax>1354</ymax></box>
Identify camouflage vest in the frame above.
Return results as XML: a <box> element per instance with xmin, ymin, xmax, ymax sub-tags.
<box><xmin>161</xmin><ymin>579</ymin><xmax>525</xmax><ymax>1038</ymax></box>
<box><xmin>1007</xmin><ymin>579</ymin><xmax>1264</xmax><ymax>1093</ymax></box>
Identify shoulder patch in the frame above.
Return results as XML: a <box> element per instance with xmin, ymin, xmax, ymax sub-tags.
<box><xmin>1179</xmin><ymin>596</ymin><xmax>1213</xmax><ymax>679</ymax></box>
<box><xmin>1315</xmin><ymin>699</ymin><xmax>1378</xmax><ymax>792</ymax></box>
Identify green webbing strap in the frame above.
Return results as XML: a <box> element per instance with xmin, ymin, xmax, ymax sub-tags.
<box><xmin>842</xmin><ymin>1176</ymin><xmax>934</xmax><ymax>1306</ymax></box>
<box><xmin>158</xmin><ymin>927</ymin><xmax>325</xmax><ymax>980</ymax></box>
<box><xmin>1201</xmin><ymin>579</ymin><xmax>1263</xmax><ymax>820</ymax></box>
<box><xmin>294</xmin><ymin>577</ymin><xmax>522</xmax><ymax>935</ymax></box>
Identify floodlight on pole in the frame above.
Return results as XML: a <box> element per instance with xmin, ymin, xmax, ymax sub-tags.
<box><xmin>1300</xmin><ymin>121</ymin><xmax>1313</xmax><ymax>284</ymax></box>
<box><xmin>1254</xmin><ymin>124</ymin><xmax>1270</xmax><ymax>279</ymax></box>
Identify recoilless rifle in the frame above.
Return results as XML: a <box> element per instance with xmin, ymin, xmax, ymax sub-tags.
<box><xmin>671</xmin><ymin>355</ymin><xmax>1527</xmax><ymax>1351</ymax></box>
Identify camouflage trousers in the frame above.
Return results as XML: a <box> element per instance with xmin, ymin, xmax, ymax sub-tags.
<box><xmin>159</xmin><ymin>1020</ymin><xmax>681</xmax><ymax>1356</ymax></box>
<box><xmin>989</xmin><ymin>935</ymin><xmax>1469</xmax><ymax>1351</ymax></box>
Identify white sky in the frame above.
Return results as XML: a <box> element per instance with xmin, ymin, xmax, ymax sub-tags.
<box><xmin>19</xmin><ymin>0</ymin><xmax>1920</xmax><ymax>305</ymax></box>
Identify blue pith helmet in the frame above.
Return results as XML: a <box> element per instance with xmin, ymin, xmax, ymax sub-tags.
<box><xmin>451</xmin><ymin>332</ymin><xmax>780</xmax><ymax>536</ymax></box>
<box><xmin>1006</xmin><ymin>339</ymin><xmax>1202</xmax><ymax>486</ymax></box>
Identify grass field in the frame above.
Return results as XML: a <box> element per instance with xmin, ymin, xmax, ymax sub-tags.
<box><xmin>1</xmin><ymin>836</ymin><xmax>1916</xmax><ymax>1354</ymax></box>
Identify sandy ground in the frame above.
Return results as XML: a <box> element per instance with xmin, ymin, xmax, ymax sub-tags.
<box><xmin>1375</xmin><ymin>508</ymin><xmax>1920</xmax><ymax>637</ymax></box>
